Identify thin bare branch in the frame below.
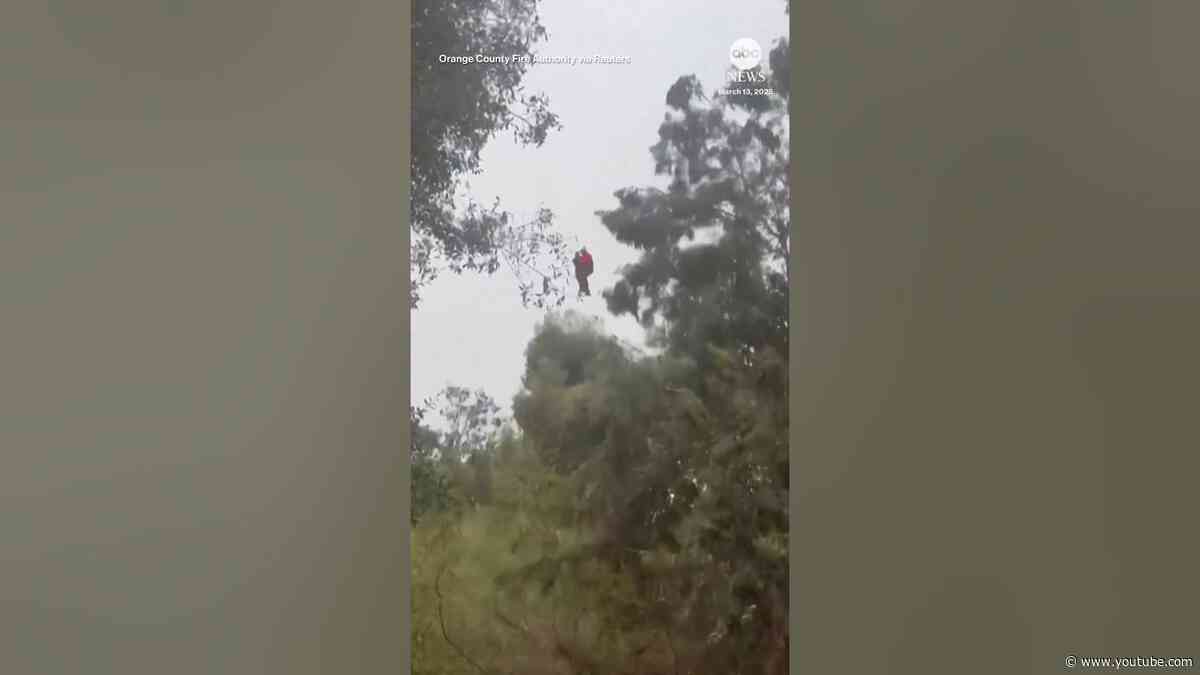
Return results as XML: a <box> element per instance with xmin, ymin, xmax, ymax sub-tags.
<box><xmin>434</xmin><ymin>564</ymin><xmax>491</xmax><ymax>675</ymax></box>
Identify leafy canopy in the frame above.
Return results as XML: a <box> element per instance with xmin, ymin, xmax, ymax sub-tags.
<box><xmin>412</xmin><ymin>0</ymin><xmax>571</xmax><ymax>309</ymax></box>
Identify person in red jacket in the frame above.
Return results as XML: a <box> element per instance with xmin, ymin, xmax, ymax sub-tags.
<box><xmin>572</xmin><ymin>247</ymin><xmax>594</xmax><ymax>297</ymax></box>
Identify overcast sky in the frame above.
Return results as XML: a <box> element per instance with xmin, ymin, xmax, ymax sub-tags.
<box><xmin>412</xmin><ymin>0</ymin><xmax>789</xmax><ymax>422</ymax></box>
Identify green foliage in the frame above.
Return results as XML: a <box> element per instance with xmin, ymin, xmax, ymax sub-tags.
<box><xmin>417</xmin><ymin>336</ymin><xmax>788</xmax><ymax>673</ymax></box>
<box><xmin>411</xmin><ymin>386</ymin><xmax>509</xmax><ymax>524</ymax></box>
<box><xmin>412</xmin><ymin>449</ymin><xmax>656</xmax><ymax>675</ymax></box>
<box><xmin>506</xmin><ymin>320</ymin><xmax>788</xmax><ymax>673</ymax></box>
<box><xmin>412</xmin><ymin>0</ymin><xmax>571</xmax><ymax>309</ymax></box>
<box><xmin>598</xmin><ymin>39</ymin><xmax>790</xmax><ymax>367</ymax></box>
<box><xmin>411</xmin><ymin>403</ymin><xmax>451</xmax><ymax>524</ymax></box>
<box><xmin>413</xmin><ymin>16</ymin><xmax>790</xmax><ymax>675</ymax></box>
<box><xmin>435</xmin><ymin>386</ymin><xmax>505</xmax><ymax>461</ymax></box>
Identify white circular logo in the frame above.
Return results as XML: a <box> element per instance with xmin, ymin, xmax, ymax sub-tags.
<box><xmin>729</xmin><ymin>37</ymin><xmax>763</xmax><ymax>70</ymax></box>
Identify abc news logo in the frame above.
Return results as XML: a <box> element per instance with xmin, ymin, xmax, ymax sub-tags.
<box><xmin>728</xmin><ymin>38</ymin><xmax>768</xmax><ymax>83</ymax></box>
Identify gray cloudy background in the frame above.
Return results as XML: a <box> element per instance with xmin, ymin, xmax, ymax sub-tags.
<box><xmin>412</xmin><ymin>0</ymin><xmax>789</xmax><ymax>418</ymax></box>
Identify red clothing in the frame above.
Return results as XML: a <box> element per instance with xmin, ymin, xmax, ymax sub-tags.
<box><xmin>575</xmin><ymin>252</ymin><xmax>593</xmax><ymax>276</ymax></box>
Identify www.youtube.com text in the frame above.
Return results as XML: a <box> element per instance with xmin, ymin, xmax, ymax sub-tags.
<box><xmin>1064</xmin><ymin>654</ymin><xmax>1195</xmax><ymax>671</ymax></box>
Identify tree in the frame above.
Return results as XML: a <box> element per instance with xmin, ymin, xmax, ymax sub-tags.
<box><xmin>434</xmin><ymin>386</ymin><xmax>504</xmax><ymax>462</ymax></box>
<box><xmin>509</xmin><ymin>318</ymin><xmax>788</xmax><ymax>673</ymax></box>
<box><xmin>412</xmin><ymin>0</ymin><xmax>571</xmax><ymax>309</ymax></box>
<box><xmin>411</xmin><ymin>385</ymin><xmax>508</xmax><ymax>523</ymax></box>
<box><xmin>411</xmin><ymin>398</ymin><xmax>450</xmax><ymax>524</ymax></box>
<box><xmin>502</xmin><ymin>34</ymin><xmax>791</xmax><ymax>675</ymax></box>
<box><xmin>597</xmin><ymin>38</ymin><xmax>790</xmax><ymax>369</ymax></box>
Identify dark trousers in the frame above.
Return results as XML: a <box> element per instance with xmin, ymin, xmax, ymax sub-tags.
<box><xmin>576</xmin><ymin>274</ymin><xmax>590</xmax><ymax>295</ymax></box>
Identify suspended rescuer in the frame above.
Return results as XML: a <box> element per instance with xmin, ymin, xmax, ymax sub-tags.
<box><xmin>573</xmin><ymin>247</ymin><xmax>594</xmax><ymax>297</ymax></box>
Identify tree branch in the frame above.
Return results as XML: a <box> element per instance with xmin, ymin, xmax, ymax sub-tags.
<box><xmin>434</xmin><ymin>564</ymin><xmax>491</xmax><ymax>675</ymax></box>
<box><xmin>664</xmin><ymin>626</ymin><xmax>681</xmax><ymax>675</ymax></box>
<box><xmin>507</xmin><ymin>110</ymin><xmax>537</xmax><ymax>129</ymax></box>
